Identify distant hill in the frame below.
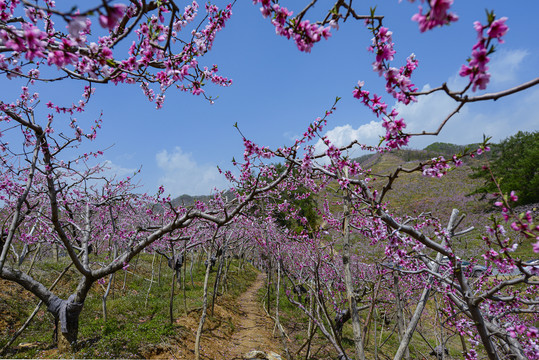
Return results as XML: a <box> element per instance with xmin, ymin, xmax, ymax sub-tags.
<box><xmin>171</xmin><ymin>194</ymin><xmax>212</xmax><ymax>207</ymax></box>
<box><xmin>423</xmin><ymin>142</ymin><xmax>473</xmax><ymax>155</ymax></box>
<box><xmin>167</xmin><ymin>141</ymin><xmax>533</xmax><ymax>258</ymax></box>
<box><xmin>353</xmin><ymin>141</ymin><xmax>495</xmax><ymax>167</ymax></box>
<box><xmin>172</xmin><ymin>142</ymin><xmax>489</xmax><ymax>203</ymax></box>
<box><xmin>169</xmin><ymin>189</ymin><xmax>235</xmax><ymax>208</ymax></box>
<box><xmin>344</xmin><ymin>143</ymin><xmax>496</xmax><ymax>258</ymax></box>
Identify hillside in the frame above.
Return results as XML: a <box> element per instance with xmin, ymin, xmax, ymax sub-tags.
<box><xmin>170</xmin><ymin>190</ymin><xmax>235</xmax><ymax>208</ymax></box>
<box><xmin>351</xmin><ymin>145</ymin><xmax>538</xmax><ymax>259</ymax></box>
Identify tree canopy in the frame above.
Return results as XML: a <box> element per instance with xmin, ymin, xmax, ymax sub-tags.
<box><xmin>471</xmin><ymin>131</ymin><xmax>539</xmax><ymax>206</ymax></box>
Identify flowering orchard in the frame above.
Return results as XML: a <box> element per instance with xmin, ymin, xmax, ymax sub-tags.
<box><xmin>0</xmin><ymin>0</ymin><xmax>246</xmax><ymax>352</ymax></box>
<box><xmin>247</xmin><ymin>1</ymin><xmax>539</xmax><ymax>359</ymax></box>
<box><xmin>0</xmin><ymin>1</ymin><xmax>538</xmax><ymax>359</ymax></box>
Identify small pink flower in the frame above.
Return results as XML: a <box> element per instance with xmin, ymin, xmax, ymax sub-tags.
<box><xmin>472</xmin><ymin>72</ymin><xmax>490</xmax><ymax>91</ymax></box>
<box><xmin>99</xmin><ymin>4</ymin><xmax>126</xmax><ymax>30</ymax></box>
<box><xmin>533</xmin><ymin>241</ymin><xmax>539</xmax><ymax>253</ymax></box>
<box><xmin>507</xmin><ymin>326</ymin><xmax>517</xmax><ymax>338</ymax></box>
<box><xmin>470</xmin><ymin>48</ymin><xmax>489</xmax><ymax>71</ymax></box>
<box><xmin>473</xmin><ymin>21</ymin><xmax>483</xmax><ymax>37</ymax></box>
<box><xmin>509</xmin><ymin>191</ymin><xmax>518</xmax><ymax>202</ymax></box>
<box><xmin>67</xmin><ymin>16</ymin><xmax>87</xmax><ymax>38</ymax></box>
<box><xmin>22</xmin><ymin>23</ymin><xmax>46</xmax><ymax>60</ymax></box>
<box><xmin>411</xmin><ymin>0</ymin><xmax>458</xmax><ymax>32</ymax></box>
<box><xmin>487</xmin><ymin>17</ymin><xmax>509</xmax><ymax>41</ymax></box>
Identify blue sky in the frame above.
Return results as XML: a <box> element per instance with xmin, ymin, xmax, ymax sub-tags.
<box><xmin>3</xmin><ymin>1</ymin><xmax>539</xmax><ymax>196</ymax></box>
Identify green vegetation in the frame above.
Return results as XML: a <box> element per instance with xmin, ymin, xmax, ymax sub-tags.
<box><xmin>271</xmin><ymin>164</ymin><xmax>321</xmax><ymax>235</ymax></box>
<box><xmin>258</xmin><ymin>276</ymin><xmax>463</xmax><ymax>359</ymax></box>
<box><xmin>0</xmin><ymin>254</ymin><xmax>257</xmax><ymax>359</ymax></box>
<box><xmin>423</xmin><ymin>142</ymin><xmax>476</xmax><ymax>157</ymax></box>
<box><xmin>354</xmin><ymin>150</ymin><xmax>489</xmax><ymax>254</ymax></box>
<box><xmin>470</xmin><ymin>131</ymin><xmax>539</xmax><ymax>206</ymax></box>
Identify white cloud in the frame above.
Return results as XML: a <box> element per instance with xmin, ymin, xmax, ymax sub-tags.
<box><xmin>394</xmin><ymin>82</ymin><xmax>472</xmax><ymax>149</ymax></box>
<box><xmin>488</xmin><ymin>49</ymin><xmax>528</xmax><ymax>86</ymax></box>
<box><xmin>395</xmin><ymin>73</ymin><xmax>539</xmax><ymax>148</ymax></box>
<box><xmin>155</xmin><ymin>147</ymin><xmax>229</xmax><ymax>196</ymax></box>
<box><xmin>101</xmin><ymin>160</ymin><xmax>139</xmax><ymax>179</ymax></box>
<box><xmin>466</xmin><ymin>87</ymin><xmax>539</xmax><ymax>142</ymax></box>
<box><xmin>316</xmin><ymin>68</ymin><xmax>539</xmax><ymax>152</ymax></box>
<box><xmin>314</xmin><ymin>81</ymin><xmax>472</xmax><ymax>154</ymax></box>
<box><xmin>314</xmin><ymin>121</ymin><xmax>384</xmax><ymax>156</ymax></box>
<box><xmin>283</xmin><ymin>131</ymin><xmax>301</xmax><ymax>141</ymax></box>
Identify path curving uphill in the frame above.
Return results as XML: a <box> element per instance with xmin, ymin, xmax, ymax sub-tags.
<box><xmin>218</xmin><ymin>272</ymin><xmax>283</xmax><ymax>359</ymax></box>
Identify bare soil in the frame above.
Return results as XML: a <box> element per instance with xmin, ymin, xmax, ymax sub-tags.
<box><xmin>218</xmin><ymin>271</ymin><xmax>283</xmax><ymax>359</ymax></box>
<box><xmin>148</xmin><ymin>271</ymin><xmax>283</xmax><ymax>360</ymax></box>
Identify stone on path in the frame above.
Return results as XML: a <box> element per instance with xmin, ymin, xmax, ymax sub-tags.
<box><xmin>243</xmin><ymin>349</ymin><xmax>283</xmax><ymax>360</ymax></box>
<box><xmin>267</xmin><ymin>351</ymin><xmax>283</xmax><ymax>360</ymax></box>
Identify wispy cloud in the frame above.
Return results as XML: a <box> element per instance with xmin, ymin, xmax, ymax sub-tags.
<box><xmin>314</xmin><ymin>121</ymin><xmax>384</xmax><ymax>156</ymax></box>
<box><xmin>155</xmin><ymin>147</ymin><xmax>230</xmax><ymax>196</ymax></box>
<box><xmin>101</xmin><ymin>160</ymin><xmax>139</xmax><ymax>179</ymax></box>
<box><xmin>394</xmin><ymin>81</ymin><xmax>471</xmax><ymax>149</ymax></box>
<box><xmin>488</xmin><ymin>49</ymin><xmax>529</xmax><ymax>86</ymax></box>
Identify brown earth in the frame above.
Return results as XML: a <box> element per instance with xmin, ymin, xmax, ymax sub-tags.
<box><xmin>0</xmin><ymin>280</ymin><xmax>36</xmax><ymax>339</ymax></box>
<box><xmin>146</xmin><ymin>271</ymin><xmax>284</xmax><ymax>360</ymax></box>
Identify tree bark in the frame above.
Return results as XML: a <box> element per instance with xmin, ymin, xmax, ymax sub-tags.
<box><xmin>169</xmin><ymin>270</ymin><xmax>176</xmax><ymax>325</ymax></box>
<box><xmin>50</xmin><ymin>294</ymin><xmax>84</xmax><ymax>352</ymax></box>
<box><xmin>362</xmin><ymin>274</ymin><xmax>382</xmax><ymax>346</ymax></box>
<box><xmin>265</xmin><ymin>260</ymin><xmax>272</xmax><ymax>314</ymax></box>
<box><xmin>144</xmin><ymin>252</ymin><xmax>156</xmax><ymax>308</ymax></box>
<box><xmin>0</xmin><ymin>259</ymin><xmax>75</xmax><ymax>355</ymax></box>
<box><xmin>102</xmin><ymin>273</ymin><xmax>114</xmax><ymax>322</ymax></box>
<box><xmin>393</xmin><ymin>273</ymin><xmax>410</xmax><ymax>360</ymax></box>
<box><xmin>211</xmin><ymin>240</ymin><xmax>228</xmax><ymax>316</ymax></box>
<box><xmin>305</xmin><ymin>283</ymin><xmax>315</xmax><ymax>359</ymax></box>
<box><xmin>393</xmin><ymin>209</ymin><xmax>461</xmax><ymax>360</ymax></box>
<box><xmin>27</xmin><ymin>243</ymin><xmax>41</xmax><ymax>276</ymax></box>
<box><xmin>182</xmin><ymin>243</ymin><xmax>188</xmax><ymax>314</ymax></box>
<box><xmin>342</xmin><ymin>167</ymin><xmax>366</xmax><ymax>360</ymax></box>
<box><xmin>275</xmin><ymin>259</ymin><xmax>292</xmax><ymax>360</ymax></box>
<box><xmin>103</xmin><ymin>243</ymin><xmax>118</xmax><ymax>320</ymax></box>
<box><xmin>195</xmin><ymin>229</ymin><xmax>218</xmax><ymax>360</ymax></box>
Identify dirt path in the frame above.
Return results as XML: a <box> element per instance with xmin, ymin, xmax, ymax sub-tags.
<box><xmin>217</xmin><ymin>271</ymin><xmax>283</xmax><ymax>359</ymax></box>
<box><xmin>162</xmin><ymin>271</ymin><xmax>283</xmax><ymax>360</ymax></box>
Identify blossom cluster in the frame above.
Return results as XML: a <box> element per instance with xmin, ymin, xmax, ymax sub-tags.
<box><xmin>459</xmin><ymin>14</ymin><xmax>509</xmax><ymax>92</ymax></box>
<box><xmin>421</xmin><ymin>156</ymin><xmax>451</xmax><ymax>178</ymax></box>
<box><xmin>493</xmin><ymin>192</ymin><xmax>539</xmax><ymax>253</ymax></box>
<box><xmin>409</xmin><ymin>0</ymin><xmax>459</xmax><ymax>32</ymax></box>
<box><xmin>350</xmin><ymin>19</ymin><xmax>420</xmax><ymax>149</ymax></box>
<box><xmin>253</xmin><ymin>0</ymin><xmax>331</xmax><ymax>53</ymax></box>
<box><xmin>364</xmin><ymin>21</ymin><xmax>419</xmax><ymax>102</ymax></box>
<box><xmin>0</xmin><ymin>1</ymin><xmax>233</xmax><ymax>108</ymax></box>
<box><xmin>353</xmin><ymin>82</ymin><xmax>409</xmax><ymax>149</ymax></box>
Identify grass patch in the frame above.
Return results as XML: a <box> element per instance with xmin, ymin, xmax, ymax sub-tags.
<box><xmin>257</xmin><ymin>274</ymin><xmax>466</xmax><ymax>359</ymax></box>
<box><xmin>1</xmin><ymin>254</ymin><xmax>258</xmax><ymax>359</ymax></box>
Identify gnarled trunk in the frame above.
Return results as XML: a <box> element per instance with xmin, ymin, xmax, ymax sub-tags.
<box><xmin>48</xmin><ymin>294</ymin><xmax>84</xmax><ymax>352</ymax></box>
